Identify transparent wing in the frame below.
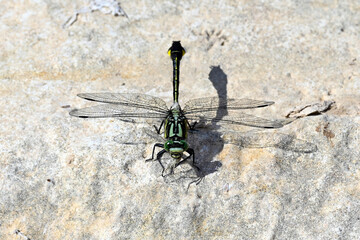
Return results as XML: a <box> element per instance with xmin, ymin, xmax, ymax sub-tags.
<box><xmin>185</xmin><ymin>110</ymin><xmax>283</xmax><ymax>128</ymax></box>
<box><xmin>113</xmin><ymin>128</ymin><xmax>164</xmax><ymax>145</ymax></box>
<box><xmin>183</xmin><ymin>97</ymin><xmax>274</xmax><ymax>113</ymax></box>
<box><xmin>76</xmin><ymin>93</ymin><xmax>169</xmax><ymax>113</ymax></box>
<box><xmin>69</xmin><ymin>103</ymin><xmax>168</xmax><ymax>119</ymax></box>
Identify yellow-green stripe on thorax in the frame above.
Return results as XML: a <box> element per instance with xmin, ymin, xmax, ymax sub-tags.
<box><xmin>164</xmin><ymin>103</ymin><xmax>188</xmax><ymax>140</ymax></box>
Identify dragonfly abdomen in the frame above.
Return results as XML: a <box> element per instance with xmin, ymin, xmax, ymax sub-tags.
<box><xmin>168</xmin><ymin>41</ymin><xmax>185</xmax><ymax>103</ymax></box>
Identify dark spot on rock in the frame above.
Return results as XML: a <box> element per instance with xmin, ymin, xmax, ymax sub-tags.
<box><xmin>323</xmin><ymin>128</ymin><xmax>335</xmax><ymax>139</ymax></box>
<box><xmin>316</xmin><ymin>122</ymin><xmax>335</xmax><ymax>139</ymax></box>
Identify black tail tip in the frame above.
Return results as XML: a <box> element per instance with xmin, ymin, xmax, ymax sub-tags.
<box><xmin>168</xmin><ymin>41</ymin><xmax>185</xmax><ymax>60</ymax></box>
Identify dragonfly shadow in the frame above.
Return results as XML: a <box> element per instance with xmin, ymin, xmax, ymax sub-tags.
<box><xmin>189</xmin><ymin>128</ymin><xmax>318</xmax><ymax>181</ymax></box>
<box><xmin>222</xmin><ymin>130</ymin><xmax>318</xmax><ymax>153</ymax></box>
<box><xmin>208</xmin><ymin>65</ymin><xmax>228</xmax><ymax>100</ymax></box>
<box><xmin>188</xmin><ymin>66</ymin><xmax>318</xmax><ymax>179</ymax></box>
<box><xmin>208</xmin><ymin>65</ymin><xmax>228</xmax><ymax>124</ymax></box>
<box><xmin>188</xmin><ymin>66</ymin><xmax>228</xmax><ymax>176</ymax></box>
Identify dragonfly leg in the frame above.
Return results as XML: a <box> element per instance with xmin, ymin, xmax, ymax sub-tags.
<box><xmin>186</xmin><ymin>148</ymin><xmax>200</xmax><ymax>171</ymax></box>
<box><xmin>145</xmin><ymin>143</ymin><xmax>164</xmax><ymax>162</ymax></box>
<box><xmin>146</xmin><ymin>144</ymin><xmax>168</xmax><ymax>177</ymax></box>
<box><xmin>154</xmin><ymin>149</ymin><xmax>167</xmax><ymax>177</ymax></box>
<box><xmin>174</xmin><ymin>148</ymin><xmax>200</xmax><ymax>172</ymax></box>
<box><xmin>186</xmin><ymin>177</ymin><xmax>204</xmax><ymax>193</ymax></box>
<box><xmin>153</xmin><ymin>120</ymin><xmax>164</xmax><ymax>134</ymax></box>
<box><xmin>186</xmin><ymin>119</ymin><xmax>198</xmax><ymax>130</ymax></box>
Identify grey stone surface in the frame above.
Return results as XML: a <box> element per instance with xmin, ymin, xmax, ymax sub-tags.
<box><xmin>1</xmin><ymin>0</ymin><xmax>360</xmax><ymax>239</ymax></box>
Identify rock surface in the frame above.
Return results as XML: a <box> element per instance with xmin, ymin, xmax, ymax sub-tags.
<box><xmin>1</xmin><ymin>0</ymin><xmax>360</xmax><ymax>239</ymax></box>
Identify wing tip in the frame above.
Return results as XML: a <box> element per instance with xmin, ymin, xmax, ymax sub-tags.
<box><xmin>268</xmin><ymin>123</ymin><xmax>284</xmax><ymax>128</ymax></box>
<box><xmin>244</xmin><ymin>99</ymin><xmax>275</xmax><ymax>108</ymax></box>
<box><xmin>260</xmin><ymin>101</ymin><xmax>275</xmax><ymax>107</ymax></box>
<box><xmin>69</xmin><ymin>109</ymin><xmax>77</xmax><ymax>116</ymax></box>
<box><xmin>259</xmin><ymin>124</ymin><xmax>282</xmax><ymax>129</ymax></box>
<box><xmin>256</xmin><ymin>120</ymin><xmax>284</xmax><ymax>129</ymax></box>
<box><xmin>69</xmin><ymin>109</ymin><xmax>89</xmax><ymax>118</ymax></box>
<box><xmin>77</xmin><ymin>93</ymin><xmax>97</xmax><ymax>102</ymax></box>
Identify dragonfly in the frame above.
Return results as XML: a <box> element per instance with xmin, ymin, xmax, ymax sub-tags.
<box><xmin>69</xmin><ymin>41</ymin><xmax>285</xmax><ymax>175</ymax></box>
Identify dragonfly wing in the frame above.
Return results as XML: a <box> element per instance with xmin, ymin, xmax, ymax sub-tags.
<box><xmin>142</xmin><ymin>128</ymin><xmax>165</xmax><ymax>142</ymax></box>
<box><xmin>185</xmin><ymin>110</ymin><xmax>283</xmax><ymax>128</ymax></box>
<box><xmin>69</xmin><ymin>103</ymin><xmax>169</xmax><ymax>119</ymax></box>
<box><xmin>113</xmin><ymin>128</ymin><xmax>164</xmax><ymax>145</ymax></box>
<box><xmin>77</xmin><ymin>93</ymin><xmax>168</xmax><ymax>112</ymax></box>
<box><xmin>183</xmin><ymin>97</ymin><xmax>274</xmax><ymax>113</ymax></box>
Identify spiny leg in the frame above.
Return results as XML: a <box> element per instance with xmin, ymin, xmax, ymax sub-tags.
<box><xmin>154</xmin><ymin>149</ymin><xmax>167</xmax><ymax>177</ymax></box>
<box><xmin>186</xmin><ymin>119</ymin><xmax>198</xmax><ymax>131</ymax></box>
<box><xmin>145</xmin><ymin>143</ymin><xmax>164</xmax><ymax>162</ymax></box>
<box><xmin>174</xmin><ymin>148</ymin><xmax>200</xmax><ymax>172</ymax></box>
<box><xmin>183</xmin><ymin>149</ymin><xmax>203</xmax><ymax>192</ymax></box>
<box><xmin>145</xmin><ymin>144</ymin><xmax>168</xmax><ymax>177</ymax></box>
<box><xmin>153</xmin><ymin>120</ymin><xmax>164</xmax><ymax>134</ymax></box>
<box><xmin>186</xmin><ymin>148</ymin><xmax>200</xmax><ymax>171</ymax></box>
<box><xmin>186</xmin><ymin>176</ymin><xmax>204</xmax><ymax>193</ymax></box>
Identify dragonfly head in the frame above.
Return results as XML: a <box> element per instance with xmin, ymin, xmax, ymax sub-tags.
<box><xmin>165</xmin><ymin>140</ymin><xmax>188</xmax><ymax>159</ymax></box>
<box><xmin>168</xmin><ymin>41</ymin><xmax>186</xmax><ymax>61</ymax></box>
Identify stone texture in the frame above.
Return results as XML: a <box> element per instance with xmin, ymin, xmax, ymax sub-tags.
<box><xmin>1</xmin><ymin>0</ymin><xmax>360</xmax><ymax>239</ymax></box>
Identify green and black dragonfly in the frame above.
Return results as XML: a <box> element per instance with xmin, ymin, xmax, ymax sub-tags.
<box><xmin>69</xmin><ymin>41</ymin><xmax>284</xmax><ymax>174</ymax></box>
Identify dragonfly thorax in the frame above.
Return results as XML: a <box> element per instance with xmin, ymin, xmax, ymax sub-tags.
<box><xmin>164</xmin><ymin>107</ymin><xmax>188</xmax><ymax>140</ymax></box>
<box><xmin>164</xmin><ymin>102</ymin><xmax>189</xmax><ymax>160</ymax></box>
